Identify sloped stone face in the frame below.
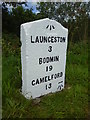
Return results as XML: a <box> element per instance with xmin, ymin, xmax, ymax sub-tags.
<box><xmin>21</xmin><ymin>18</ymin><xmax>68</xmax><ymax>99</ymax></box>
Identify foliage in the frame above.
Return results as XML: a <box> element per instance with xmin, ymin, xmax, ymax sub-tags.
<box><xmin>2</xmin><ymin>3</ymin><xmax>36</xmax><ymax>36</ymax></box>
<box><xmin>2</xmin><ymin>2</ymin><xmax>89</xmax><ymax>42</ymax></box>
<box><xmin>37</xmin><ymin>2</ymin><xmax>89</xmax><ymax>42</ymax></box>
<box><xmin>2</xmin><ymin>32</ymin><xmax>21</xmax><ymax>56</ymax></box>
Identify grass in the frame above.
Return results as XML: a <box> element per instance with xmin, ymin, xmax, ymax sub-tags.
<box><xmin>2</xmin><ymin>33</ymin><xmax>88</xmax><ymax>118</ymax></box>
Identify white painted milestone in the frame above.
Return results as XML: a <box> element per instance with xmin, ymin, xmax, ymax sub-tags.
<box><xmin>21</xmin><ymin>18</ymin><xmax>68</xmax><ymax>99</ymax></box>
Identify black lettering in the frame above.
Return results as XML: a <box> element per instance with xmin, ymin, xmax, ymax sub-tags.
<box><xmin>32</xmin><ymin>80</ymin><xmax>35</xmax><ymax>86</ymax></box>
<box><xmin>43</xmin><ymin>58</ymin><xmax>46</xmax><ymax>63</ymax></box>
<box><xmin>48</xmin><ymin>36</ymin><xmax>51</xmax><ymax>42</ymax></box>
<box><xmin>57</xmin><ymin>73</ymin><xmax>60</xmax><ymax>78</ymax></box>
<box><xmin>36</xmin><ymin>36</ymin><xmax>39</xmax><ymax>43</ymax></box>
<box><xmin>40</xmin><ymin>77</ymin><xmax>44</xmax><ymax>83</ymax></box>
<box><xmin>60</xmin><ymin>37</ymin><xmax>66</xmax><ymax>42</ymax></box>
<box><xmin>57</xmin><ymin>37</ymin><xmax>60</xmax><ymax>42</ymax></box>
<box><xmin>51</xmin><ymin>36</ymin><xmax>54</xmax><ymax>43</ymax></box>
<box><xmin>48</xmin><ymin>76</ymin><xmax>51</xmax><ymax>81</ymax></box>
<box><xmin>54</xmin><ymin>37</ymin><xmax>57</xmax><ymax>42</ymax></box>
<box><xmin>31</xmin><ymin>72</ymin><xmax>63</xmax><ymax>86</ymax></box>
<box><xmin>45</xmin><ymin>76</ymin><xmax>47</xmax><ymax>82</ymax></box>
<box><xmin>36</xmin><ymin>79</ymin><xmax>40</xmax><ymax>85</ymax></box>
<box><xmin>39</xmin><ymin>58</ymin><xmax>42</xmax><ymax>65</ymax></box>
<box><xmin>55</xmin><ymin>56</ymin><xmax>59</xmax><ymax>61</ymax></box>
<box><xmin>54</xmin><ymin>74</ymin><xmax>57</xmax><ymax>79</ymax></box>
<box><xmin>51</xmin><ymin>74</ymin><xmax>54</xmax><ymax>80</ymax></box>
<box><xmin>43</xmin><ymin>36</ymin><xmax>47</xmax><ymax>43</ymax></box>
<box><xmin>31</xmin><ymin>36</ymin><xmax>34</xmax><ymax>43</ymax></box>
<box><xmin>49</xmin><ymin>56</ymin><xmax>54</xmax><ymax>62</ymax></box>
<box><xmin>46</xmin><ymin>83</ymin><xmax>52</xmax><ymax>90</ymax></box>
<box><xmin>48</xmin><ymin>83</ymin><xmax>52</xmax><ymax>89</ymax></box>
<box><xmin>46</xmin><ymin>66</ymin><xmax>48</xmax><ymax>72</ymax></box>
<box><xmin>40</xmin><ymin>36</ymin><xmax>43</xmax><ymax>43</ymax></box>
<box><xmin>49</xmin><ymin>65</ymin><xmax>53</xmax><ymax>71</ymax></box>
<box><xmin>63</xmin><ymin>37</ymin><xmax>66</xmax><ymax>42</ymax></box>
<box><xmin>46</xmin><ymin>57</ymin><xmax>49</xmax><ymax>63</ymax></box>
<box><xmin>58</xmin><ymin>72</ymin><xmax>63</xmax><ymax>77</ymax></box>
<box><xmin>31</xmin><ymin>36</ymin><xmax>66</xmax><ymax>43</ymax></box>
<box><xmin>48</xmin><ymin>46</ymin><xmax>52</xmax><ymax>52</ymax></box>
<box><xmin>60</xmin><ymin>72</ymin><xmax>63</xmax><ymax>77</ymax></box>
<box><xmin>39</xmin><ymin>56</ymin><xmax>59</xmax><ymax>65</ymax></box>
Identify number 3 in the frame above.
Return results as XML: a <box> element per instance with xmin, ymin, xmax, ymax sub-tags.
<box><xmin>48</xmin><ymin>46</ymin><xmax>52</xmax><ymax>52</ymax></box>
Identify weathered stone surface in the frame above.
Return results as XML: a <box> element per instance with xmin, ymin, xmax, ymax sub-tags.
<box><xmin>21</xmin><ymin>18</ymin><xmax>68</xmax><ymax>99</ymax></box>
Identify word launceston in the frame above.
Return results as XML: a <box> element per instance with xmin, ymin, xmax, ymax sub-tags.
<box><xmin>31</xmin><ymin>36</ymin><xmax>66</xmax><ymax>43</ymax></box>
<box><xmin>32</xmin><ymin>72</ymin><xmax>63</xmax><ymax>86</ymax></box>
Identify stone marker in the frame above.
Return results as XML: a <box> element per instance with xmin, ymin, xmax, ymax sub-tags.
<box><xmin>21</xmin><ymin>18</ymin><xmax>68</xmax><ymax>99</ymax></box>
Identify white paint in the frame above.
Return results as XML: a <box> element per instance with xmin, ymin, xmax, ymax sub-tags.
<box><xmin>21</xmin><ymin>18</ymin><xmax>68</xmax><ymax>99</ymax></box>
